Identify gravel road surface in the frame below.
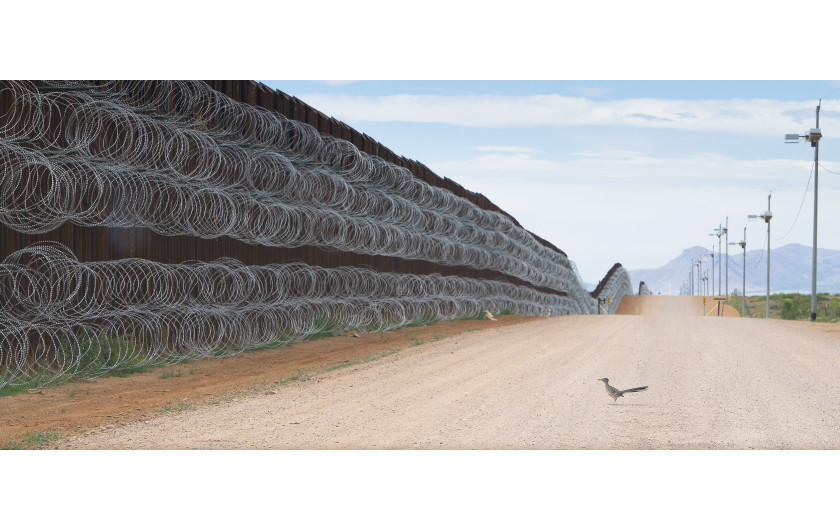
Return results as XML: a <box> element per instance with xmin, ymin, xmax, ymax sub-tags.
<box><xmin>55</xmin><ymin>296</ymin><xmax>840</xmax><ymax>449</ymax></box>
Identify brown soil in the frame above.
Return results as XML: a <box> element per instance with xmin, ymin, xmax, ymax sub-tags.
<box><xmin>1</xmin><ymin>314</ymin><xmax>537</xmax><ymax>446</ymax></box>
<box><xmin>50</xmin><ymin>295</ymin><xmax>840</xmax><ymax>450</ymax></box>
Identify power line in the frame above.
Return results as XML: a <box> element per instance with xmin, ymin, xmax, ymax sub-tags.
<box><xmin>772</xmin><ymin>161</ymin><xmax>813</xmax><ymax>241</ymax></box>
<box><xmin>818</xmin><ymin>162</ymin><xmax>840</xmax><ymax>175</ymax></box>
<box><xmin>821</xmin><ymin>85</ymin><xmax>840</xmax><ymax>101</ymax></box>
<box><xmin>749</xmin><ymin>229</ymin><xmax>768</xmax><ymax>271</ymax></box>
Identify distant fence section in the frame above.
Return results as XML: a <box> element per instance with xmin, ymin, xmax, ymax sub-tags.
<box><xmin>0</xmin><ymin>80</ymin><xmax>632</xmax><ymax>387</ymax></box>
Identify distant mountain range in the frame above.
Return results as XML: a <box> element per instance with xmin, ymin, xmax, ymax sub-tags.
<box><xmin>627</xmin><ymin>243</ymin><xmax>840</xmax><ymax>296</ymax></box>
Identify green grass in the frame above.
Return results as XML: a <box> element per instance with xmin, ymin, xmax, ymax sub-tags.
<box><xmin>302</xmin><ymin>330</ymin><xmax>338</xmax><ymax>341</ymax></box>
<box><xmin>206</xmin><ymin>395</ymin><xmax>236</xmax><ymax>406</ymax></box>
<box><xmin>279</xmin><ymin>370</ymin><xmax>312</xmax><ymax>386</ymax></box>
<box><xmin>325</xmin><ymin>347</ymin><xmax>400</xmax><ymax>373</ymax></box>
<box><xmin>409</xmin><ymin>332</ymin><xmax>449</xmax><ymax>347</ymax></box>
<box><xmin>1</xmin><ymin>330</ymin><xmax>152</xmax><ymax>397</ymax></box>
<box><xmin>303</xmin><ymin>316</ymin><xmax>346</xmax><ymax>341</ymax></box>
<box><xmin>102</xmin><ymin>365</ymin><xmax>152</xmax><ymax>378</ymax></box>
<box><xmin>3</xmin><ymin>430</ymin><xmax>63</xmax><ymax>450</ymax></box>
<box><xmin>727</xmin><ymin>292</ymin><xmax>840</xmax><ymax>322</ymax></box>
<box><xmin>0</xmin><ymin>378</ymin><xmax>51</xmax><ymax>398</ymax></box>
<box><xmin>154</xmin><ymin>402</ymin><xmax>194</xmax><ymax>413</ymax></box>
<box><xmin>57</xmin><ymin>329</ymin><xmax>149</xmax><ymax>374</ymax></box>
<box><xmin>2</xmin><ymin>309</ymin><xmax>519</xmax><ymax>397</ymax></box>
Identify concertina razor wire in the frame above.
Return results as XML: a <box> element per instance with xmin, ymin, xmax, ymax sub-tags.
<box><xmin>0</xmin><ymin>242</ymin><xmax>589</xmax><ymax>387</ymax></box>
<box><xmin>0</xmin><ymin>81</ymin><xmax>631</xmax><ymax>387</ymax></box>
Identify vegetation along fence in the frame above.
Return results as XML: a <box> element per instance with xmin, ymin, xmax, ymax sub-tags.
<box><xmin>0</xmin><ymin>80</ymin><xmax>632</xmax><ymax>388</ymax></box>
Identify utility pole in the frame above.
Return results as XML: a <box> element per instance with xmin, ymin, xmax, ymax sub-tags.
<box><xmin>724</xmin><ymin>216</ymin><xmax>729</xmax><ymax>299</ymax></box>
<box><xmin>711</xmin><ymin>224</ymin><xmax>724</xmax><ymax>296</ymax></box>
<box><xmin>741</xmin><ymin>228</ymin><xmax>746</xmax><ymax>317</ymax></box>
<box><xmin>689</xmin><ymin>264</ymin><xmax>694</xmax><ymax>296</ymax></box>
<box><xmin>708</xmin><ymin>248</ymin><xmax>715</xmax><ymax>296</ymax></box>
<box><xmin>717</xmin><ymin>231</ymin><xmax>721</xmax><ymax>296</ymax></box>
<box><xmin>786</xmin><ymin>101</ymin><xmax>822</xmax><ymax>320</ymax></box>
<box><xmin>767</xmin><ymin>195</ymin><xmax>771</xmax><ymax>318</ymax></box>
<box><xmin>696</xmin><ymin>259</ymin><xmax>702</xmax><ymax>297</ymax></box>
<box><xmin>765</xmin><ymin>194</ymin><xmax>772</xmax><ymax>319</ymax></box>
<box><xmin>729</xmin><ymin>227</ymin><xmax>746</xmax><ymax>316</ymax></box>
<box><xmin>749</xmin><ymin>194</ymin><xmax>772</xmax><ymax>318</ymax></box>
<box><xmin>811</xmin><ymin>102</ymin><xmax>821</xmax><ymax>320</ymax></box>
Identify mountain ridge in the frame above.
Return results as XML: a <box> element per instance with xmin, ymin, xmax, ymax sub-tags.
<box><xmin>627</xmin><ymin>243</ymin><xmax>840</xmax><ymax>295</ymax></box>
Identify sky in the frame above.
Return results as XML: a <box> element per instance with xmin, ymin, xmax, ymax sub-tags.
<box><xmin>260</xmin><ymin>80</ymin><xmax>840</xmax><ymax>284</ymax></box>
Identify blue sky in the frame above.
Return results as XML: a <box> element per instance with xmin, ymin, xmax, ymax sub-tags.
<box><xmin>261</xmin><ymin>80</ymin><xmax>840</xmax><ymax>286</ymax></box>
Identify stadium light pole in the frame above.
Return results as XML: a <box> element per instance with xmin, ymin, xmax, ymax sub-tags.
<box><xmin>689</xmin><ymin>265</ymin><xmax>694</xmax><ymax>296</ymax></box>
<box><xmin>786</xmin><ymin>100</ymin><xmax>822</xmax><ymax>320</ymax></box>
<box><xmin>710</xmin><ymin>227</ymin><xmax>723</xmax><ymax>295</ymax></box>
<box><xmin>729</xmin><ymin>226</ymin><xmax>746</xmax><ymax>316</ymax></box>
<box><xmin>748</xmin><ymin>193</ymin><xmax>772</xmax><ymax>318</ymax></box>
<box><xmin>724</xmin><ymin>217</ymin><xmax>729</xmax><ymax>299</ymax></box>
<box><xmin>698</xmin><ymin>258</ymin><xmax>704</xmax><ymax>297</ymax></box>
<box><xmin>689</xmin><ymin>260</ymin><xmax>695</xmax><ymax>296</ymax></box>
<box><xmin>706</xmin><ymin>248</ymin><xmax>715</xmax><ymax>296</ymax></box>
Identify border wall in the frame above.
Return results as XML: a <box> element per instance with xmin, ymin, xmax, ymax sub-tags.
<box><xmin>0</xmin><ymin>80</ymin><xmax>632</xmax><ymax>387</ymax></box>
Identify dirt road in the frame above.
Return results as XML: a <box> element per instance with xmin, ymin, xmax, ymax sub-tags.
<box><xmin>49</xmin><ymin>296</ymin><xmax>840</xmax><ymax>449</ymax></box>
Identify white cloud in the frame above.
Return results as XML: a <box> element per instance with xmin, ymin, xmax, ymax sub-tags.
<box><xmin>431</xmin><ymin>151</ymin><xmax>821</xmax><ymax>189</ymax></box>
<box><xmin>294</xmin><ymin>93</ymin><xmax>836</xmax><ymax>136</ymax></box>
<box><xmin>476</xmin><ymin>146</ymin><xmax>538</xmax><ymax>153</ymax></box>
<box><xmin>426</xmin><ymin>151</ymin><xmax>839</xmax><ymax>282</ymax></box>
<box><xmin>571</xmin><ymin>150</ymin><xmax>646</xmax><ymax>159</ymax></box>
<box><xmin>566</xmin><ymin>85</ymin><xmax>612</xmax><ymax>97</ymax></box>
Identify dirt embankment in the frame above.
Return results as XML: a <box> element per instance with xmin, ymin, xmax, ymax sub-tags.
<box><xmin>1</xmin><ymin>314</ymin><xmax>537</xmax><ymax>446</ymax></box>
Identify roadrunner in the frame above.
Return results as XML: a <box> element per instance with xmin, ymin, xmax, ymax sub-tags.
<box><xmin>597</xmin><ymin>378</ymin><xmax>648</xmax><ymax>403</ymax></box>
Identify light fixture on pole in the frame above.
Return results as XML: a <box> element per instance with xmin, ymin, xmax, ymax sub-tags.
<box><xmin>748</xmin><ymin>193</ymin><xmax>772</xmax><ymax>318</ymax></box>
<box><xmin>706</xmin><ymin>248</ymin><xmax>715</xmax><ymax>296</ymax></box>
<box><xmin>729</xmin><ymin>226</ymin><xmax>747</xmax><ymax>317</ymax></box>
<box><xmin>688</xmin><ymin>267</ymin><xmax>691</xmax><ymax>296</ymax></box>
<box><xmin>785</xmin><ymin>100</ymin><xmax>822</xmax><ymax>321</ymax></box>
<box><xmin>710</xmin><ymin>227</ymin><xmax>724</xmax><ymax>296</ymax></box>
<box><xmin>696</xmin><ymin>259</ymin><xmax>702</xmax><ymax>297</ymax></box>
<box><xmin>724</xmin><ymin>217</ymin><xmax>729</xmax><ymax>299</ymax></box>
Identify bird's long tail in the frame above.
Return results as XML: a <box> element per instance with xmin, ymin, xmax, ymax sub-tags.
<box><xmin>621</xmin><ymin>386</ymin><xmax>648</xmax><ymax>394</ymax></box>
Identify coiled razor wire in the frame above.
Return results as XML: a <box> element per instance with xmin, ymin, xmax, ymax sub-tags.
<box><xmin>0</xmin><ymin>243</ymin><xmax>588</xmax><ymax>388</ymax></box>
<box><xmin>0</xmin><ymin>80</ymin><xmax>599</xmax><ymax>309</ymax></box>
<box><xmin>0</xmin><ymin>80</ymin><xmax>633</xmax><ymax>386</ymax></box>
